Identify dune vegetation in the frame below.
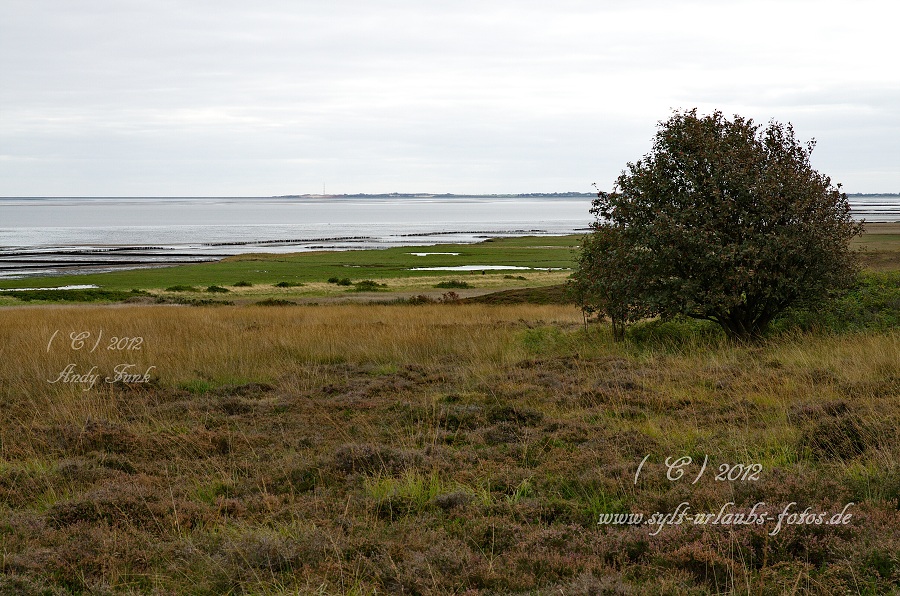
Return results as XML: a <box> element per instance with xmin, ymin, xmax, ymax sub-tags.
<box><xmin>0</xmin><ymin>295</ymin><xmax>898</xmax><ymax>594</ymax></box>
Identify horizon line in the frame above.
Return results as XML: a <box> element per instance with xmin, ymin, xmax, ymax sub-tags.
<box><xmin>2</xmin><ymin>191</ymin><xmax>897</xmax><ymax>199</ymax></box>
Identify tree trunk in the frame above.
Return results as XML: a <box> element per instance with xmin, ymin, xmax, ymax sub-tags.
<box><xmin>717</xmin><ymin>314</ymin><xmax>765</xmax><ymax>342</ymax></box>
<box><xmin>611</xmin><ymin>316</ymin><xmax>626</xmax><ymax>342</ymax></box>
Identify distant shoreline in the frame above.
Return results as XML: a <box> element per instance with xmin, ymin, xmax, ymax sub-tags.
<box><xmin>0</xmin><ymin>193</ymin><xmax>598</xmax><ymax>200</ymax></box>
<box><xmin>4</xmin><ymin>192</ymin><xmax>894</xmax><ymax>199</ymax></box>
<box><xmin>271</xmin><ymin>192</ymin><xmax>597</xmax><ymax>199</ymax></box>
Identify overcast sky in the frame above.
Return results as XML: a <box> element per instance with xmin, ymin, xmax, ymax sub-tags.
<box><xmin>1</xmin><ymin>0</ymin><xmax>897</xmax><ymax>196</ymax></box>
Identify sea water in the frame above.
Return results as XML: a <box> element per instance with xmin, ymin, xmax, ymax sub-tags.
<box><xmin>0</xmin><ymin>196</ymin><xmax>593</xmax><ymax>278</ymax></box>
<box><xmin>0</xmin><ymin>195</ymin><xmax>894</xmax><ymax>280</ymax></box>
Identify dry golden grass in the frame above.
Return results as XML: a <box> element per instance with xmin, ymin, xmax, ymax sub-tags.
<box><xmin>0</xmin><ymin>304</ymin><xmax>579</xmax><ymax>426</ymax></box>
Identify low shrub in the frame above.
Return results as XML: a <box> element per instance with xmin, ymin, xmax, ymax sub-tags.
<box><xmin>435</xmin><ymin>280</ymin><xmax>471</xmax><ymax>289</ymax></box>
<box><xmin>274</xmin><ymin>281</ymin><xmax>304</xmax><ymax>288</ymax></box>
<box><xmin>407</xmin><ymin>294</ymin><xmax>434</xmax><ymax>305</ymax></box>
<box><xmin>206</xmin><ymin>285</ymin><xmax>230</xmax><ymax>293</ymax></box>
<box><xmin>233</xmin><ymin>281</ymin><xmax>253</xmax><ymax>287</ymax></box>
<box><xmin>353</xmin><ymin>280</ymin><xmax>387</xmax><ymax>292</ymax></box>
<box><xmin>165</xmin><ymin>285</ymin><xmax>198</xmax><ymax>292</ymax></box>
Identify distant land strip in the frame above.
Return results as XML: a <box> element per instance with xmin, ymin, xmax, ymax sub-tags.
<box><xmin>272</xmin><ymin>192</ymin><xmax>597</xmax><ymax>198</ymax></box>
<box><xmin>271</xmin><ymin>192</ymin><xmax>898</xmax><ymax>199</ymax></box>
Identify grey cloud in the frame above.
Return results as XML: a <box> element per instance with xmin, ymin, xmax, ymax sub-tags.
<box><xmin>1</xmin><ymin>0</ymin><xmax>897</xmax><ymax>195</ymax></box>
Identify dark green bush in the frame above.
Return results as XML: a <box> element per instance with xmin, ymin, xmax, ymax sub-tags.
<box><xmin>353</xmin><ymin>280</ymin><xmax>387</xmax><ymax>291</ymax></box>
<box><xmin>435</xmin><ymin>280</ymin><xmax>471</xmax><ymax>289</ymax></box>
<box><xmin>233</xmin><ymin>281</ymin><xmax>253</xmax><ymax>287</ymax></box>
<box><xmin>274</xmin><ymin>281</ymin><xmax>304</xmax><ymax>288</ymax></box>
<box><xmin>206</xmin><ymin>285</ymin><xmax>230</xmax><ymax>293</ymax></box>
<box><xmin>165</xmin><ymin>285</ymin><xmax>198</xmax><ymax>292</ymax></box>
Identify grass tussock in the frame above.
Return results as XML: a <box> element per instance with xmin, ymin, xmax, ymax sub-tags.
<box><xmin>0</xmin><ymin>303</ymin><xmax>898</xmax><ymax>594</ymax></box>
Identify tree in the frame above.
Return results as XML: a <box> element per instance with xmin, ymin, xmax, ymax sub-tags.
<box><xmin>569</xmin><ymin>224</ymin><xmax>651</xmax><ymax>341</ymax></box>
<box><xmin>577</xmin><ymin>109</ymin><xmax>863</xmax><ymax>341</ymax></box>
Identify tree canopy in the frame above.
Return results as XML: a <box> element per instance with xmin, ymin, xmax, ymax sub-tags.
<box><xmin>573</xmin><ymin>109</ymin><xmax>863</xmax><ymax>341</ymax></box>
